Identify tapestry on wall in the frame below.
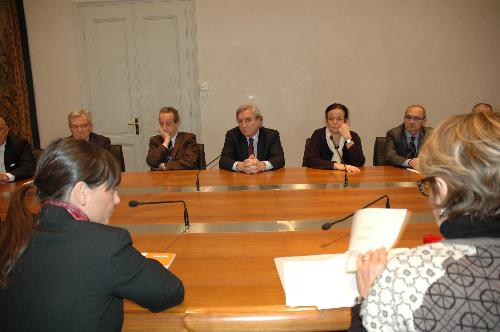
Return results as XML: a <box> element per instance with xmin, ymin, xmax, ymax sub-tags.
<box><xmin>0</xmin><ymin>0</ymin><xmax>38</xmax><ymax>147</ymax></box>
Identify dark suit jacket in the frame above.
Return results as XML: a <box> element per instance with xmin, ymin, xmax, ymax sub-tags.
<box><xmin>305</xmin><ymin>127</ymin><xmax>365</xmax><ymax>170</ymax></box>
<box><xmin>146</xmin><ymin>132</ymin><xmax>198</xmax><ymax>170</ymax></box>
<box><xmin>69</xmin><ymin>132</ymin><xmax>111</xmax><ymax>150</ymax></box>
<box><xmin>4</xmin><ymin>134</ymin><xmax>36</xmax><ymax>181</ymax></box>
<box><xmin>0</xmin><ymin>205</ymin><xmax>184</xmax><ymax>332</ymax></box>
<box><xmin>88</xmin><ymin>132</ymin><xmax>111</xmax><ymax>150</ymax></box>
<box><xmin>219</xmin><ymin>127</ymin><xmax>285</xmax><ymax>171</ymax></box>
<box><xmin>384</xmin><ymin>124</ymin><xmax>431</xmax><ymax>166</ymax></box>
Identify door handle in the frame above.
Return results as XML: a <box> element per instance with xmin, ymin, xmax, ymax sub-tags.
<box><xmin>127</xmin><ymin>118</ymin><xmax>139</xmax><ymax>135</ymax></box>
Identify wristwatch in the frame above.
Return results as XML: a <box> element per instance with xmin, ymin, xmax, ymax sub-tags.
<box><xmin>346</xmin><ymin>138</ymin><xmax>353</xmax><ymax>145</ymax></box>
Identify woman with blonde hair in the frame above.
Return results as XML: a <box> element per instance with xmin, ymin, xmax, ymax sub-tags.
<box><xmin>350</xmin><ymin>112</ymin><xmax>500</xmax><ymax>331</ymax></box>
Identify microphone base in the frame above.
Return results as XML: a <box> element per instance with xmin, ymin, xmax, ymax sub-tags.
<box><xmin>179</xmin><ymin>225</ymin><xmax>190</xmax><ymax>233</ymax></box>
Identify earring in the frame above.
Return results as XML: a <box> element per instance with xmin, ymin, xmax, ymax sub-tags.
<box><xmin>438</xmin><ymin>208</ymin><xmax>448</xmax><ymax>219</ymax></box>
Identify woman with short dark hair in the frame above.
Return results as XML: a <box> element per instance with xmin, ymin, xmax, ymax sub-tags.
<box><xmin>0</xmin><ymin>138</ymin><xmax>184</xmax><ymax>332</ymax></box>
<box><xmin>305</xmin><ymin>103</ymin><xmax>365</xmax><ymax>172</ymax></box>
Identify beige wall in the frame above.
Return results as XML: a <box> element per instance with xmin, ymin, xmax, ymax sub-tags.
<box><xmin>25</xmin><ymin>0</ymin><xmax>500</xmax><ymax>166</ymax></box>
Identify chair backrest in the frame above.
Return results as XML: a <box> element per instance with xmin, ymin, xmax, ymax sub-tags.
<box><xmin>301</xmin><ymin>138</ymin><xmax>311</xmax><ymax>167</ymax></box>
<box><xmin>32</xmin><ymin>148</ymin><xmax>44</xmax><ymax>164</ymax></box>
<box><xmin>110</xmin><ymin>144</ymin><xmax>126</xmax><ymax>172</ymax></box>
<box><xmin>373</xmin><ymin>137</ymin><xmax>387</xmax><ymax>166</ymax></box>
<box><xmin>197</xmin><ymin>143</ymin><xmax>206</xmax><ymax>170</ymax></box>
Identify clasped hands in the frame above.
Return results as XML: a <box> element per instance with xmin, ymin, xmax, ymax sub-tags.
<box><xmin>237</xmin><ymin>155</ymin><xmax>266</xmax><ymax>174</ymax></box>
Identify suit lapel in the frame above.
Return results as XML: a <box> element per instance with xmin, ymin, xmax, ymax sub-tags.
<box><xmin>238</xmin><ymin>132</ymin><xmax>248</xmax><ymax>160</ymax></box>
<box><xmin>399</xmin><ymin>126</ymin><xmax>409</xmax><ymax>154</ymax></box>
<box><xmin>256</xmin><ymin>128</ymin><xmax>265</xmax><ymax>160</ymax></box>
<box><xmin>4</xmin><ymin>136</ymin><xmax>13</xmax><ymax>170</ymax></box>
<box><xmin>171</xmin><ymin>133</ymin><xmax>183</xmax><ymax>159</ymax></box>
<box><xmin>417</xmin><ymin>128</ymin><xmax>426</xmax><ymax>153</ymax></box>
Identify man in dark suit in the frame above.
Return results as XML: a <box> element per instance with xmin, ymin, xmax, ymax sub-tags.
<box><xmin>68</xmin><ymin>109</ymin><xmax>111</xmax><ymax>150</ymax></box>
<box><xmin>385</xmin><ymin>105</ymin><xmax>431</xmax><ymax>169</ymax></box>
<box><xmin>219</xmin><ymin>103</ymin><xmax>285</xmax><ymax>173</ymax></box>
<box><xmin>146</xmin><ymin>106</ymin><xmax>198</xmax><ymax>170</ymax></box>
<box><xmin>0</xmin><ymin>116</ymin><xmax>35</xmax><ymax>182</ymax></box>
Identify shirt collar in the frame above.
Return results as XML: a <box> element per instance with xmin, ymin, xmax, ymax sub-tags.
<box><xmin>170</xmin><ymin>132</ymin><xmax>179</xmax><ymax>145</ymax></box>
<box><xmin>405</xmin><ymin>130</ymin><xmax>420</xmax><ymax>140</ymax></box>
<box><xmin>246</xmin><ymin>131</ymin><xmax>259</xmax><ymax>143</ymax></box>
<box><xmin>43</xmin><ymin>199</ymin><xmax>90</xmax><ymax>222</ymax></box>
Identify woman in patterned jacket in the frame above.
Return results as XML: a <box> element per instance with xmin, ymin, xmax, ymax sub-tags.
<box><xmin>349</xmin><ymin>112</ymin><xmax>500</xmax><ymax>332</ymax></box>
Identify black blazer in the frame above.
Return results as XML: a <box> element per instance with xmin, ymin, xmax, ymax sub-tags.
<box><xmin>146</xmin><ymin>132</ymin><xmax>198</xmax><ymax>170</ymax></box>
<box><xmin>88</xmin><ymin>132</ymin><xmax>112</xmax><ymax>150</ymax></box>
<box><xmin>305</xmin><ymin>127</ymin><xmax>365</xmax><ymax>170</ymax></box>
<box><xmin>219</xmin><ymin>127</ymin><xmax>285</xmax><ymax>171</ymax></box>
<box><xmin>0</xmin><ymin>205</ymin><xmax>184</xmax><ymax>332</ymax></box>
<box><xmin>4</xmin><ymin>134</ymin><xmax>36</xmax><ymax>180</ymax></box>
<box><xmin>68</xmin><ymin>132</ymin><xmax>111</xmax><ymax>150</ymax></box>
<box><xmin>384</xmin><ymin>124</ymin><xmax>431</xmax><ymax>166</ymax></box>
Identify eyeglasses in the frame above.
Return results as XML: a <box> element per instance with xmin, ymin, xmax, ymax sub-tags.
<box><xmin>404</xmin><ymin>115</ymin><xmax>425</xmax><ymax>122</ymax></box>
<box><xmin>70</xmin><ymin>123</ymin><xmax>90</xmax><ymax>130</ymax></box>
<box><xmin>416</xmin><ymin>176</ymin><xmax>435</xmax><ymax>196</ymax></box>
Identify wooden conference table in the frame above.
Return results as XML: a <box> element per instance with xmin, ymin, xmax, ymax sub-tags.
<box><xmin>0</xmin><ymin>167</ymin><xmax>439</xmax><ymax>331</ymax></box>
<box><xmin>116</xmin><ymin>167</ymin><xmax>437</xmax><ymax>332</ymax></box>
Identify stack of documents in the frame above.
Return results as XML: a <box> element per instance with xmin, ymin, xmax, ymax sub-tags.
<box><xmin>275</xmin><ymin>208</ymin><xmax>409</xmax><ymax>309</ymax></box>
<box><xmin>274</xmin><ymin>253</ymin><xmax>357</xmax><ymax>309</ymax></box>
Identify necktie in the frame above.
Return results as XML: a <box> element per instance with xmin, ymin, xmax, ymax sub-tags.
<box><xmin>166</xmin><ymin>140</ymin><xmax>173</xmax><ymax>162</ymax></box>
<box><xmin>248</xmin><ymin>138</ymin><xmax>255</xmax><ymax>158</ymax></box>
<box><xmin>407</xmin><ymin>136</ymin><xmax>417</xmax><ymax>159</ymax></box>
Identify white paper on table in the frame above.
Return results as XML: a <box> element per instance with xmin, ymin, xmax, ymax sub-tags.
<box><xmin>274</xmin><ymin>253</ymin><xmax>358</xmax><ymax>310</ymax></box>
<box><xmin>345</xmin><ymin>208</ymin><xmax>409</xmax><ymax>272</ymax></box>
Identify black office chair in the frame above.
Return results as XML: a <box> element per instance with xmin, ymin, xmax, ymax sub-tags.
<box><xmin>32</xmin><ymin>148</ymin><xmax>44</xmax><ymax>164</ymax></box>
<box><xmin>373</xmin><ymin>137</ymin><xmax>387</xmax><ymax>166</ymax></box>
<box><xmin>110</xmin><ymin>144</ymin><xmax>126</xmax><ymax>172</ymax></box>
<box><xmin>197</xmin><ymin>143</ymin><xmax>206</xmax><ymax>170</ymax></box>
<box><xmin>301</xmin><ymin>138</ymin><xmax>311</xmax><ymax>167</ymax></box>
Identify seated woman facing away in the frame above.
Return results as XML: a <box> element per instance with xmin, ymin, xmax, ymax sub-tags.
<box><xmin>0</xmin><ymin>138</ymin><xmax>184</xmax><ymax>332</ymax></box>
<box><xmin>305</xmin><ymin>103</ymin><xmax>365</xmax><ymax>172</ymax></box>
<box><xmin>349</xmin><ymin>112</ymin><xmax>500</xmax><ymax>332</ymax></box>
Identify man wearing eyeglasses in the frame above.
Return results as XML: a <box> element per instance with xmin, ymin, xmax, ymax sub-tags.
<box><xmin>68</xmin><ymin>109</ymin><xmax>111</xmax><ymax>150</ymax></box>
<box><xmin>384</xmin><ymin>105</ymin><xmax>431</xmax><ymax>169</ymax></box>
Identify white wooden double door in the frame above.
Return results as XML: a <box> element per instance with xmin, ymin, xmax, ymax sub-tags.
<box><xmin>75</xmin><ymin>0</ymin><xmax>199</xmax><ymax>171</ymax></box>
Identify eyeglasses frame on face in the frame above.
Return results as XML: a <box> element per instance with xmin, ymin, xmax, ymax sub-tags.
<box><xmin>416</xmin><ymin>176</ymin><xmax>436</xmax><ymax>197</ymax></box>
<box><xmin>404</xmin><ymin>115</ymin><xmax>426</xmax><ymax>122</ymax></box>
<box><xmin>70</xmin><ymin>123</ymin><xmax>90</xmax><ymax>130</ymax></box>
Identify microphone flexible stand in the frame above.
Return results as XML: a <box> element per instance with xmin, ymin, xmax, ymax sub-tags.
<box><xmin>322</xmin><ymin>195</ymin><xmax>390</xmax><ymax>231</ymax></box>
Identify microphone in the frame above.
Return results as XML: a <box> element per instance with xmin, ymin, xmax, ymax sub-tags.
<box><xmin>196</xmin><ymin>154</ymin><xmax>221</xmax><ymax>191</ymax></box>
<box><xmin>330</xmin><ymin>135</ymin><xmax>348</xmax><ymax>188</ymax></box>
<box><xmin>128</xmin><ymin>199</ymin><xmax>189</xmax><ymax>227</ymax></box>
<box><xmin>321</xmin><ymin>195</ymin><xmax>390</xmax><ymax>231</ymax></box>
